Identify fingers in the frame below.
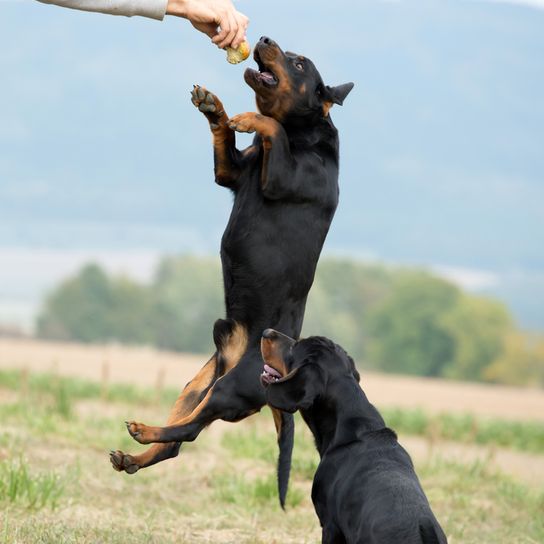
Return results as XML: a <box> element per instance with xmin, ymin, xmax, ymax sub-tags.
<box><xmin>191</xmin><ymin>20</ymin><xmax>218</xmax><ymax>39</ymax></box>
<box><xmin>231</xmin><ymin>14</ymin><xmax>248</xmax><ymax>49</ymax></box>
<box><xmin>211</xmin><ymin>10</ymin><xmax>249</xmax><ymax>49</ymax></box>
<box><xmin>177</xmin><ymin>0</ymin><xmax>249</xmax><ymax>50</ymax></box>
<box><xmin>212</xmin><ymin>10</ymin><xmax>236</xmax><ymax>49</ymax></box>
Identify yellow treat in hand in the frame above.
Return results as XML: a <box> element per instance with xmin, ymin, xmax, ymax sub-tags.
<box><xmin>226</xmin><ymin>41</ymin><xmax>251</xmax><ymax>64</ymax></box>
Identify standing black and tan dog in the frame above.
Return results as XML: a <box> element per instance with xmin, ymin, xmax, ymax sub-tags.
<box><xmin>110</xmin><ymin>37</ymin><xmax>353</xmax><ymax>506</ymax></box>
<box><xmin>261</xmin><ymin>330</ymin><xmax>448</xmax><ymax>543</ymax></box>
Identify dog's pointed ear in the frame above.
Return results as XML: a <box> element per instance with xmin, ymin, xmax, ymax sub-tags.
<box><xmin>324</xmin><ymin>82</ymin><xmax>354</xmax><ymax>106</ymax></box>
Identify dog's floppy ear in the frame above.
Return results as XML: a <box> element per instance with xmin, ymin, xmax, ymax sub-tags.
<box><xmin>347</xmin><ymin>354</ymin><xmax>360</xmax><ymax>383</ymax></box>
<box><xmin>266</xmin><ymin>367</ymin><xmax>319</xmax><ymax>413</ymax></box>
<box><xmin>323</xmin><ymin>82</ymin><xmax>354</xmax><ymax>106</ymax></box>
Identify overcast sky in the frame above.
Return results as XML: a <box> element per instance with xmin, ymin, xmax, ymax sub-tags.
<box><xmin>1</xmin><ymin>0</ymin><xmax>543</xmax><ymax>329</ymax></box>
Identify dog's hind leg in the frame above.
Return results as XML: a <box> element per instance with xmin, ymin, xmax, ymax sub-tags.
<box><xmin>110</xmin><ymin>319</ymin><xmax>248</xmax><ymax>474</ymax></box>
<box><xmin>123</xmin><ymin>319</ymin><xmax>259</xmax><ymax>445</ymax></box>
<box><xmin>110</xmin><ymin>352</ymin><xmax>220</xmax><ymax>474</ymax></box>
<box><xmin>124</xmin><ymin>366</ymin><xmax>262</xmax><ymax>445</ymax></box>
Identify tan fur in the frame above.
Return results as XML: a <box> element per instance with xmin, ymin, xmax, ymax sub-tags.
<box><xmin>221</xmin><ymin>322</ymin><xmax>249</xmax><ymax>372</ymax></box>
<box><xmin>323</xmin><ymin>101</ymin><xmax>333</xmax><ymax>117</ymax></box>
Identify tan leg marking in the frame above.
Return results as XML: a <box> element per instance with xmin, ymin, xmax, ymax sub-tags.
<box><xmin>111</xmin><ymin>354</ymin><xmax>219</xmax><ymax>471</ymax></box>
<box><xmin>228</xmin><ymin>113</ymin><xmax>280</xmax><ymax>140</ymax></box>
<box><xmin>126</xmin><ymin>323</ymin><xmax>250</xmax><ymax>445</ymax></box>
<box><xmin>221</xmin><ymin>322</ymin><xmax>249</xmax><ymax>372</ymax></box>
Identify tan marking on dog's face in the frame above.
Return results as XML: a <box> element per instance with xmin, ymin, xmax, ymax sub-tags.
<box><xmin>322</xmin><ymin>101</ymin><xmax>333</xmax><ymax>117</ymax></box>
<box><xmin>253</xmin><ymin>51</ymin><xmax>295</xmax><ymax>122</ymax></box>
<box><xmin>261</xmin><ymin>337</ymin><xmax>289</xmax><ymax>377</ymax></box>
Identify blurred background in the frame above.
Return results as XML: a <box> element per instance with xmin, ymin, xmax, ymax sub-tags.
<box><xmin>1</xmin><ymin>0</ymin><xmax>543</xmax><ymax>386</ymax></box>
<box><xmin>0</xmin><ymin>2</ymin><xmax>544</xmax><ymax>542</ymax></box>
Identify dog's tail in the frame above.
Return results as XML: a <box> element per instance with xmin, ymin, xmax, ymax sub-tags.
<box><xmin>271</xmin><ymin>408</ymin><xmax>295</xmax><ymax>510</ymax></box>
<box><xmin>419</xmin><ymin>517</ymin><xmax>446</xmax><ymax>544</ymax></box>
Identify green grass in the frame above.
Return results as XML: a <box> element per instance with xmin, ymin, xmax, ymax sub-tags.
<box><xmin>0</xmin><ymin>369</ymin><xmax>180</xmax><ymax>408</ymax></box>
<box><xmin>0</xmin><ymin>368</ymin><xmax>544</xmax><ymax>542</ymax></box>
<box><xmin>382</xmin><ymin>407</ymin><xmax>544</xmax><ymax>454</ymax></box>
<box><xmin>420</xmin><ymin>457</ymin><xmax>544</xmax><ymax>542</ymax></box>
<box><xmin>213</xmin><ymin>472</ymin><xmax>304</xmax><ymax>509</ymax></box>
<box><xmin>221</xmin><ymin>412</ymin><xmax>319</xmax><ymax>481</ymax></box>
<box><xmin>0</xmin><ymin>458</ymin><xmax>70</xmax><ymax>510</ymax></box>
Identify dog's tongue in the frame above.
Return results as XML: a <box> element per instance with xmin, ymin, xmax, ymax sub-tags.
<box><xmin>264</xmin><ymin>364</ymin><xmax>282</xmax><ymax>378</ymax></box>
<box><xmin>260</xmin><ymin>71</ymin><xmax>276</xmax><ymax>84</ymax></box>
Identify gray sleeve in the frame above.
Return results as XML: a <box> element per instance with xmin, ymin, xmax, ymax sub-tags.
<box><xmin>36</xmin><ymin>0</ymin><xmax>169</xmax><ymax>21</ymax></box>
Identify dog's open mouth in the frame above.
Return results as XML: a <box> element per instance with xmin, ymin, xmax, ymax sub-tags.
<box><xmin>253</xmin><ymin>50</ymin><xmax>278</xmax><ymax>87</ymax></box>
<box><xmin>261</xmin><ymin>363</ymin><xmax>283</xmax><ymax>385</ymax></box>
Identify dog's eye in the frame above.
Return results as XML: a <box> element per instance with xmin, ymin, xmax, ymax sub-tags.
<box><xmin>295</xmin><ymin>62</ymin><xmax>304</xmax><ymax>71</ymax></box>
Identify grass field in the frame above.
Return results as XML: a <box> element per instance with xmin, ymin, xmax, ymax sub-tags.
<box><xmin>0</xmin><ymin>340</ymin><xmax>543</xmax><ymax>543</ymax></box>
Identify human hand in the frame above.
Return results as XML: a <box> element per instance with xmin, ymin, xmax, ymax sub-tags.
<box><xmin>166</xmin><ymin>0</ymin><xmax>249</xmax><ymax>49</ymax></box>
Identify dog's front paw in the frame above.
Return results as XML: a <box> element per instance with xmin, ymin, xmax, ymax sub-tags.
<box><xmin>109</xmin><ymin>450</ymin><xmax>140</xmax><ymax>474</ymax></box>
<box><xmin>191</xmin><ymin>85</ymin><xmax>225</xmax><ymax>119</ymax></box>
<box><xmin>228</xmin><ymin>113</ymin><xmax>258</xmax><ymax>134</ymax></box>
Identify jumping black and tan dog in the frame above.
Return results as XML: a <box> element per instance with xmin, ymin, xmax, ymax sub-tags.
<box><xmin>110</xmin><ymin>37</ymin><xmax>353</xmax><ymax>506</ymax></box>
<box><xmin>261</xmin><ymin>330</ymin><xmax>448</xmax><ymax>542</ymax></box>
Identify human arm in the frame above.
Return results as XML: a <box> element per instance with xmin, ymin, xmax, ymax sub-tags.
<box><xmin>36</xmin><ymin>0</ymin><xmax>168</xmax><ymax>21</ymax></box>
<box><xmin>35</xmin><ymin>0</ymin><xmax>249</xmax><ymax>48</ymax></box>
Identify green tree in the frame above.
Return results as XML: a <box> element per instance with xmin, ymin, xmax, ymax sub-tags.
<box><xmin>303</xmin><ymin>259</ymin><xmax>394</xmax><ymax>360</ymax></box>
<box><xmin>441</xmin><ymin>295</ymin><xmax>511</xmax><ymax>381</ymax></box>
<box><xmin>483</xmin><ymin>332</ymin><xmax>544</xmax><ymax>387</ymax></box>
<box><xmin>37</xmin><ymin>263</ymin><xmax>152</xmax><ymax>344</ymax></box>
<box><xmin>366</xmin><ymin>272</ymin><xmax>460</xmax><ymax>376</ymax></box>
<box><xmin>149</xmin><ymin>256</ymin><xmax>223</xmax><ymax>353</ymax></box>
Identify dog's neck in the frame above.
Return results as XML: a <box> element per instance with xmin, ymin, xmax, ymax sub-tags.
<box><xmin>283</xmin><ymin>117</ymin><xmax>338</xmax><ymax>150</ymax></box>
<box><xmin>301</xmin><ymin>375</ymin><xmax>386</xmax><ymax>458</ymax></box>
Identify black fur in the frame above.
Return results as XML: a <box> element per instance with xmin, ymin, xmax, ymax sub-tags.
<box><xmin>112</xmin><ymin>37</ymin><xmax>353</xmax><ymax>507</ymax></box>
<box><xmin>262</xmin><ymin>332</ymin><xmax>448</xmax><ymax>543</ymax></box>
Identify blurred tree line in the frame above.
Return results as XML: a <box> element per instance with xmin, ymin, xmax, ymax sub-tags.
<box><xmin>36</xmin><ymin>256</ymin><xmax>544</xmax><ymax>387</ymax></box>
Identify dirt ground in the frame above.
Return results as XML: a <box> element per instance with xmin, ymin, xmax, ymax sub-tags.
<box><xmin>1</xmin><ymin>337</ymin><xmax>544</xmax><ymax>487</ymax></box>
<box><xmin>2</xmin><ymin>337</ymin><xmax>543</xmax><ymax>421</ymax></box>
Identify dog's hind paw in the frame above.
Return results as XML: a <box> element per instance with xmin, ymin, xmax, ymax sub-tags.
<box><xmin>125</xmin><ymin>420</ymin><xmax>157</xmax><ymax>444</ymax></box>
<box><xmin>109</xmin><ymin>450</ymin><xmax>140</xmax><ymax>474</ymax></box>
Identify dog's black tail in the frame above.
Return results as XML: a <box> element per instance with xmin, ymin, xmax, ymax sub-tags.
<box><xmin>419</xmin><ymin>517</ymin><xmax>446</xmax><ymax>544</ymax></box>
<box><xmin>271</xmin><ymin>408</ymin><xmax>295</xmax><ymax>510</ymax></box>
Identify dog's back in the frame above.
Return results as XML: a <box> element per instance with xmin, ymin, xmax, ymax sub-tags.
<box><xmin>314</xmin><ymin>430</ymin><xmax>447</xmax><ymax>543</ymax></box>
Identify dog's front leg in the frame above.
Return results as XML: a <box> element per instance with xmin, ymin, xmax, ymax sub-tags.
<box><xmin>191</xmin><ymin>85</ymin><xmax>241</xmax><ymax>188</ymax></box>
<box><xmin>228</xmin><ymin>113</ymin><xmax>294</xmax><ymax>199</ymax></box>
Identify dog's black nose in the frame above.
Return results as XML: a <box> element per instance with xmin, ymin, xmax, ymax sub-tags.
<box><xmin>260</xmin><ymin>36</ymin><xmax>272</xmax><ymax>45</ymax></box>
<box><xmin>262</xmin><ymin>328</ymin><xmax>278</xmax><ymax>339</ymax></box>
